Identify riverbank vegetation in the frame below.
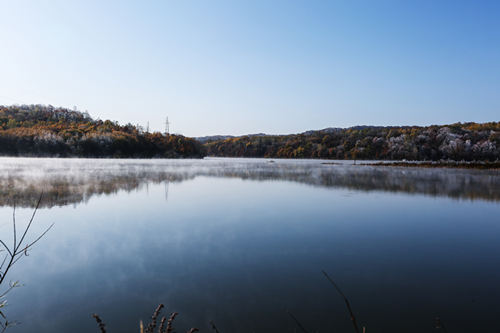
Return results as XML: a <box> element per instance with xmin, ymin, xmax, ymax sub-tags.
<box><xmin>0</xmin><ymin>105</ymin><xmax>206</xmax><ymax>158</ymax></box>
<box><xmin>205</xmin><ymin>123</ymin><xmax>500</xmax><ymax>161</ymax></box>
<box><xmin>366</xmin><ymin>160</ymin><xmax>500</xmax><ymax>170</ymax></box>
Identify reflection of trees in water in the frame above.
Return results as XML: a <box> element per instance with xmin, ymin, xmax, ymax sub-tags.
<box><xmin>0</xmin><ymin>159</ymin><xmax>499</xmax><ymax>208</ymax></box>
<box><xmin>0</xmin><ymin>172</ymin><xmax>187</xmax><ymax>208</ymax></box>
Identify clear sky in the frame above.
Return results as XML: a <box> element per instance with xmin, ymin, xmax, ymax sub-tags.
<box><xmin>0</xmin><ymin>0</ymin><xmax>498</xmax><ymax>136</ymax></box>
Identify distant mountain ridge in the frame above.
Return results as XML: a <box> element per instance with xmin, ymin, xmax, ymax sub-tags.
<box><xmin>196</xmin><ymin>126</ymin><xmax>417</xmax><ymax>141</ymax></box>
<box><xmin>195</xmin><ymin>133</ymin><xmax>268</xmax><ymax>143</ymax></box>
<box><xmin>195</xmin><ymin>128</ymin><xmax>346</xmax><ymax>142</ymax></box>
<box><xmin>203</xmin><ymin>122</ymin><xmax>500</xmax><ymax>161</ymax></box>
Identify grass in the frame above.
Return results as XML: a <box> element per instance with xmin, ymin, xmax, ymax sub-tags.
<box><xmin>91</xmin><ymin>270</ymin><xmax>454</xmax><ymax>332</ymax></box>
<box><xmin>93</xmin><ymin>306</ymin><xmax>198</xmax><ymax>333</ymax></box>
<box><xmin>91</xmin><ymin>271</ymin><xmax>367</xmax><ymax>333</ymax></box>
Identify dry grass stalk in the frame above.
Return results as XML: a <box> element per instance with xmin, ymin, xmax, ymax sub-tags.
<box><xmin>94</xmin><ymin>305</ymin><xmax>176</xmax><ymax>333</ymax></box>
<box><xmin>186</xmin><ymin>328</ymin><xmax>199</xmax><ymax>333</ymax></box>
<box><xmin>286</xmin><ymin>310</ymin><xmax>310</xmax><ymax>333</ymax></box>
<box><xmin>322</xmin><ymin>270</ymin><xmax>361</xmax><ymax>333</ymax></box>
<box><xmin>145</xmin><ymin>303</ymin><xmax>164</xmax><ymax>333</ymax></box>
<box><xmin>92</xmin><ymin>314</ymin><xmax>107</xmax><ymax>333</ymax></box>
<box><xmin>209</xmin><ymin>320</ymin><xmax>220</xmax><ymax>333</ymax></box>
<box><xmin>434</xmin><ymin>317</ymin><xmax>448</xmax><ymax>332</ymax></box>
<box><xmin>159</xmin><ymin>317</ymin><xmax>167</xmax><ymax>333</ymax></box>
<box><xmin>166</xmin><ymin>312</ymin><xmax>178</xmax><ymax>333</ymax></box>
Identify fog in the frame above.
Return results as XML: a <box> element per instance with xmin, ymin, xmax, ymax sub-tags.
<box><xmin>0</xmin><ymin>157</ymin><xmax>499</xmax><ymax>207</ymax></box>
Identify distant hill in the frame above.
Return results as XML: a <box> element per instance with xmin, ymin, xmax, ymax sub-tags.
<box><xmin>0</xmin><ymin>105</ymin><xmax>206</xmax><ymax>158</ymax></box>
<box><xmin>195</xmin><ymin>133</ymin><xmax>269</xmax><ymax>143</ymax></box>
<box><xmin>204</xmin><ymin>123</ymin><xmax>500</xmax><ymax>161</ymax></box>
<box><xmin>302</xmin><ymin>127</ymin><xmax>342</xmax><ymax>135</ymax></box>
<box><xmin>194</xmin><ymin>135</ymin><xmax>235</xmax><ymax>143</ymax></box>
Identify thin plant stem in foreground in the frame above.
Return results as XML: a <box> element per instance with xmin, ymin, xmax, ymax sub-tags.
<box><xmin>322</xmin><ymin>270</ymin><xmax>361</xmax><ymax>333</ymax></box>
<box><xmin>0</xmin><ymin>194</ymin><xmax>53</xmax><ymax>332</ymax></box>
<box><xmin>286</xmin><ymin>310</ymin><xmax>311</xmax><ymax>333</ymax></box>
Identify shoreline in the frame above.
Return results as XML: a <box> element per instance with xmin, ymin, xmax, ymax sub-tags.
<box><xmin>363</xmin><ymin>161</ymin><xmax>500</xmax><ymax>170</ymax></box>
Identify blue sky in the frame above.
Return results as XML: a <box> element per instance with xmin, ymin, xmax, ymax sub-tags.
<box><xmin>0</xmin><ymin>0</ymin><xmax>498</xmax><ymax>136</ymax></box>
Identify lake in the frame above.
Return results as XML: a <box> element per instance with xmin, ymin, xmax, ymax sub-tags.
<box><xmin>0</xmin><ymin>157</ymin><xmax>499</xmax><ymax>333</ymax></box>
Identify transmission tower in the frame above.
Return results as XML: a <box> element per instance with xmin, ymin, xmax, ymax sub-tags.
<box><xmin>165</xmin><ymin>117</ymin><xmax>170</xmax><ymax>135</ymax></box>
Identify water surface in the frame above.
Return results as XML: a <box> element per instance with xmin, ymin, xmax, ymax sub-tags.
<box><xmin>0</xmin><ymin>157</ymin><xmax>499</xmax><ymax>333</ymax></box>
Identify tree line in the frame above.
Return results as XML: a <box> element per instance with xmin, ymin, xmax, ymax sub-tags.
<box><xmin>3</xmin><ymin>105</ymin><xmax>498</xmax><ymax>161</ymax></box>
<box><xmin>0</xmin><ymin>105</ymin><xmax>206</xmax><ymax>158</ymax></box>
<box><xmin>205</xmin><ymin>123</ymin><xmax>500</xmax><ymax>161</ymax></box>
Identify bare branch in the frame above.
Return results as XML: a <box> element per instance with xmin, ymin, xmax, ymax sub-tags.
<box><xmin>12</xmin><ymin>202</ymin><xmax>16</xmax><ymax>251</ymax></box>
<box><xmin>0</xmin><ymin>255</ymin><xmax>7</xmax><ymax>272</ymax></box>
<box><xmin>0</xmin><ymin>191</ymin><xmax>52</xmax><ymax>330</ymax></box>
<box><xmin>0</xmin><ymin>243</ymin><xmax>11</xmax><ymax>259</ymax></box>
<box><xmin>13</xmin><ymin>223</ymin><xmax>54</xmax><ymax>257</ymax></box>
<box><xmin>14</xmin><ymin>192</ymin><xmax>43</xmax><ymax>254</ymax></box>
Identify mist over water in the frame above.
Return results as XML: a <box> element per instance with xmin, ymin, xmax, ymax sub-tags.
<box><xmin>0</xmin><ymin>157</ymin><xmax>499</xmax><ymax>208</ymax></box>
<box><xmin>0</xmin><ymin>157</ymin><xmax>499</xmax><ymax>333</ymax></box>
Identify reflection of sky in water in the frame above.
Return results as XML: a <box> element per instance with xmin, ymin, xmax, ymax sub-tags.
<box><xmin>0</xmin><ymin>159</ymin><xmax>499</xmax><ymax>332</ymax></box>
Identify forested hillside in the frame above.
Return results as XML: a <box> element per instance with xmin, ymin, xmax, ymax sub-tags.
<box><xmin>205</xmin><ymin>123</ymin><xmax>500</xmax><ymax>161</ymax></box>
<box><xmin>0</xmin><ymin>105</ymin><xmax>206</xmax><ymax>158</ymax></box>
<box><xmin>3</xmin><ymin>105</ymin><xmax>498</xmax><ymax>161</ymax></box>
